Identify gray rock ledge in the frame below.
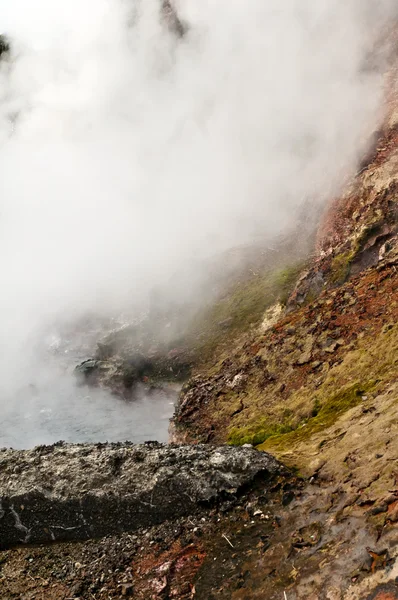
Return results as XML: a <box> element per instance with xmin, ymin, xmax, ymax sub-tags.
<box><xmin>0</xmin><ymin>442</ymin><xmax>285</xmax><ymax>548</ymax></box>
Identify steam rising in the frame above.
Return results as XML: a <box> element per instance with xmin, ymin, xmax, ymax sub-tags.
<box><xmin>0</xmin><ymin>0</ymin><xmax>395</xmax><ymax>446</ymax></box>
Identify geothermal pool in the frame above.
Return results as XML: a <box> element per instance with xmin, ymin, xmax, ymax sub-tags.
<box><xmin>0</xmin><ymin>323</ymin><xmax>177</xmax><ymax>449</ymax></box>
<box><xmin>0</xmin><ymin>382</ymin><xmax>176</xmax><ymax>449</ymax></box>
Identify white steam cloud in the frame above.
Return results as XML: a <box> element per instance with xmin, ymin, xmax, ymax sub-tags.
<box><xmin>0</xmin><ymin>0</ymin><xmax>395</xmax><ymax>445</ymax></box>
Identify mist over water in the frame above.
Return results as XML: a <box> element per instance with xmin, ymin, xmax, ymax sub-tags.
<box><xmin>1</xmin><ymin>378</ymin><xmax>175</xmax><ymax>449</ymax></box>
<box><xmin>0</xmin><ymin>322</ymin><xmax>177</xmax><ymax>449</ymax></box>
<box><xmin>0</xmin><ymin>0</ymin><xmax>396</xmax><ymax>447</ymax></box>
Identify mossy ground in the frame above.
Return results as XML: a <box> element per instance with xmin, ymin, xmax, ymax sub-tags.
<box><xmin>186</xmin><ymin>262</ymin><xmax>304</xmax><ymax>367</ymax></box>
<box><xmin>328</xmin><ymin>251</ymin><xmax>354</xmax><ymax>284</ymax></box>
<box><xmin>259</xmin><ymin>382</ymin><xmax>373</xmax><ymax>449</ymax></box>
<box><xmin>227</xmin><ymin>319</ymin><xmax>398</xmax><ymax>457</ymax></box>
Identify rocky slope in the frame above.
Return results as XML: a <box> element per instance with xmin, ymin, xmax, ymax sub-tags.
<box><xmin>167</xmin><ymin>31</ymin><xmax>398</xmax><ymax>600</ymax></box>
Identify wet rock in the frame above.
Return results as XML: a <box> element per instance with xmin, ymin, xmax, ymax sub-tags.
<box><xmin>291</xmin><ymin>522</ymin><xmax>323</xmax><ymax>548</ymax></box>
<box><xmin>287</xmin><ymin>270</ymin><xmax>324</xmax><ymax>309</ymax></box>
<box><xmin>75</xmin><ymin>349</ymin><xmax>191</xmax><ymax>397</ymax></box>
<box><xmin>0</xmin><ymin>443</ymin><xmax>286</xmax><ymax>549</ymax></box>
<box><xmin>0</xmin><ymin>35</ymin><xmax>9</xmax><ymax>58</ymax></box>
<box><xmin>162</xmin><ymin>0</ymin><xmax>187</xmax><ymax>37</ymax></box>
<box><xmin>75</xmin><ymin>359</ymin><xmax>100</xmax><ymax>376</ymax></box>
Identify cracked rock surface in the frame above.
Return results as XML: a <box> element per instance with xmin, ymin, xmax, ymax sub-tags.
<box><xmin>0</xmin><ymin>442</ymin><xmax>284</xmax><ymax>548</ymax></box>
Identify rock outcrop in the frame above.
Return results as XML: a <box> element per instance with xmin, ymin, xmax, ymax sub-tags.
<box><xmin>0</xmin><ymin>442</ymin><xmax>285</xmax><ymax>549</ymax></box>
<box><xmin>0</xmin><ymin>35</ymin><xmax>9</xmax><ymax>58</ymax></box>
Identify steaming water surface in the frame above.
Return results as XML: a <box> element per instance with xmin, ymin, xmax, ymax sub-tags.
<box><xmin>0</xmin><ymin>326</ymin><xmax>177</xmax><ymax>449</ymax></box>
<box><xmin>0</xmin><ymin>384</ymin><xmax>176</xmax><ymax>449</ymax></box>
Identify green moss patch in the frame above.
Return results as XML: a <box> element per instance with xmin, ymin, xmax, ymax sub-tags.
<box><xmin>260</xmin><ymin>381</ymin><xmax>375</xmax><ymax>451</ymax></box>
<box><xmin>228</xmin><ymin>421</ymin><xmax>295</xmax><ymax>447</ymax></box>
<box><xmin>228</xmin><ymin>382</ymin><xmax>375</xmax><ymax>449</ymax></box>
<box><xmin>329</xmin><ymin>252</ymin><xmax>354</xmax><ymax>285</ymax></box>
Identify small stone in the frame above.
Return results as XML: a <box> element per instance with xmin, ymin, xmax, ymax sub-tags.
<box><xmin>121</xmin><ymin>583</ymin><xmax>134</xmax><ymax>596</ymax></box>
<box><xmin>324</xmin><ymin>342</ymin><xmax>338</xmax><ymax>353</ymax></box>
<box><xmin>297</xmin><ymin>351</ymin><xmax>312</xmax><ymax>365</ymax></box>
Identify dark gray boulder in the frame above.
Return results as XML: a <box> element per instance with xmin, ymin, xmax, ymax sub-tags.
<box><xmin>0</xmin><ymin>442</ymin><xmax>286</xmax><ymax>549</ymax></box>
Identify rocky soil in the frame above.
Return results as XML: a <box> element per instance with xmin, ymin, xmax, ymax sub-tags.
<box><xmin>0</xmin><ymin>467</ymin><xmax>297</xmax><ymax>600</ymax></box>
